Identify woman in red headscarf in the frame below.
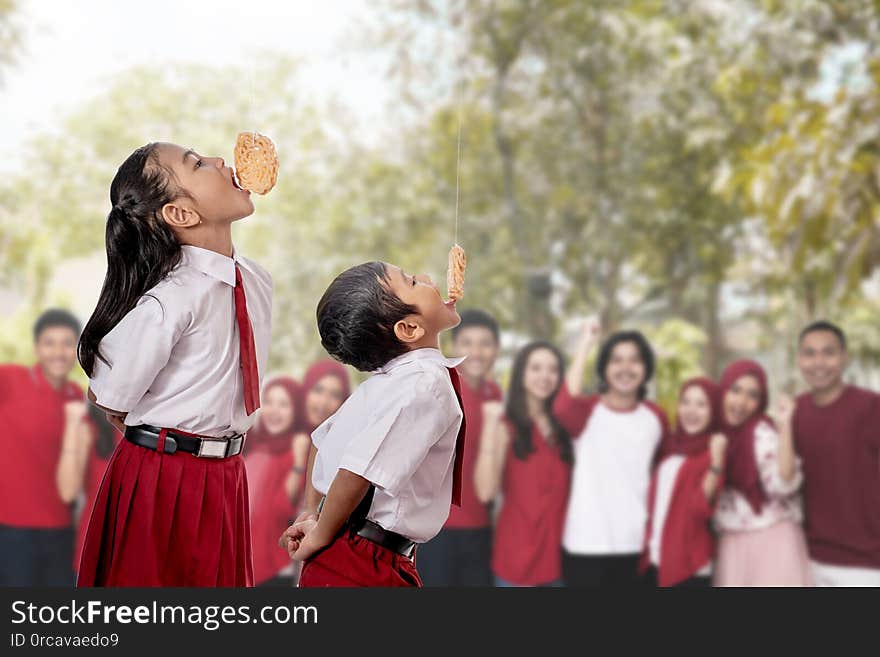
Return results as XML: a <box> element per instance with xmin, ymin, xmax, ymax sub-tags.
<box><xmin>243</xmin><ymin>377</ymin><xmax>305</xmax><ymax>587</ymax></box>
<box><xmin>639</xmin><ymin>378</ymin><xmax>727</xmax><ymax>587</ymax></box>
<box><xmin>302</xmin><ymin>360</ymin><xmax>351</xmax><ymax>435</ymax></box>
<box><xmin>712</xmin><ymin>360</ymin><xmax>812</xmax><ymax>586</ymax></box>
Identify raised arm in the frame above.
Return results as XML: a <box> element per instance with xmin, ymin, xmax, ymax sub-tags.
<box><xmin>775</xmin><ymin>395</ymin><xmax>798</xmax><ymax>484</ymax></box>
<box><xmin>55</xmin><ymin>401</ymin><xmax>93</xmax><ymax>504</ymax></box>
<box><xmin>474</xmin><ymin>401</ymin><xmax>510</xmax><ymax>504</ymax></box>
<box><xmin>701</xmin><ymin>433</ymin><xmax>728</xmax><ymax>503</ymax></box>
<box><xmin>565</xmin><ymin>317</ymin><xmax>601</xmax><ymax>395</ymax></box>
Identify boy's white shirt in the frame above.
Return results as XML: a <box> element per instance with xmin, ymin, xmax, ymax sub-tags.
<box><xmin>311</xmin><ymin>348</ymin><xmax>466</xmax><ymax>543</ymax></box>
<box><xmin>89</xmin><ymin>244</ymin><xmax>273</xmax><ymax>437</ymax></box>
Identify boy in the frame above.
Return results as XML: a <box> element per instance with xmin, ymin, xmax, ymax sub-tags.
<box><xmin>791</xmin><ymin>320</ymin><xmax>880</xmax><ymax>586</ymax></box>
<box><xmin>418</xmin><ymin>309</ymin><xmax>502</xmax><ymax>586</ymax></box>
<box><xmin>280</xmin><ymin>261</ymin><xmax>465</xmax><ymax>587</ymax></box>
<box><xmin>0</xmin><ymin>309</ymin><xmax>85</xmax><ymax>586</ymax></box>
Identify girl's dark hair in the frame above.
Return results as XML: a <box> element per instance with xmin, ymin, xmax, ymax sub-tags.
<box><xmin>316</xmin><ymin>262</ymin><xmax>419</xmax><ymax>372</ymax></box>
<box><xmin>86</xmin><ymin>403</ymin><xmax>118</xmax><ymax>459</ymax></box>
<box><xmin>505</xmin><ymin>341</ymin><xmax>573</xmax><ymax>465</ymax></box>
<box><xmin>78</xmin><ymin>144</ymin><xmax>188</xmax><ymax>376</ymax></box>
<box><xmin>596</xmin><ymin>330</ymin><xmax>655</xmax><ymax>400</ymax></box>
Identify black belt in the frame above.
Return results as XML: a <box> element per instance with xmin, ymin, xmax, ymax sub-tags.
<box><xmin>124</xmin><ymin>424</ymin><xmax>244</xmax><ymax>459</ymax></box>
<box><xmin>352</xmin><ymin>518</ymin><xmax>416</xmax><ymax>559</ymax></box>
<box><xmin>317</xmin><ymin>491</ymin><xmax>416</xmax><ymax>558</ymax></box>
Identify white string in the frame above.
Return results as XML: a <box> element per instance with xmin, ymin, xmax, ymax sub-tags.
<box><xmin>454</xmin><ymin>105</ymin><xmax>462</xmax><ymax>246</ymax></box>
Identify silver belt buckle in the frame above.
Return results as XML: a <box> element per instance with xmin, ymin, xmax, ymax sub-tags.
<box><xmin>197</xmin><ymin>436</ymin><xmax>229</xmax><ymax>458</ymax></box>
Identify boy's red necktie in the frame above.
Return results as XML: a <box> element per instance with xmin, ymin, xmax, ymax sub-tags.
<box><xmin>234</xmin><ymin>264</ymin><xmax>261</xmax><ymax>415</ymax></box>
<box><xmin>446</xmin><ymin>367</ymin><xmax>467</xmax><ymax>507</ymax></box>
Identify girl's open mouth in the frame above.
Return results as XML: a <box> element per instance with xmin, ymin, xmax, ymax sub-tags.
<box><xmin>231</xmin><ymin>171</ymin><xmax>249</xmax><ymax>193</ymax></box>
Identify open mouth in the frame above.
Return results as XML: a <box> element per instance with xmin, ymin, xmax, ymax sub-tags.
<box><xmin>231</xmin><ymin>170</ymin><xmax>249</xmax><ymax>193</ymax></box>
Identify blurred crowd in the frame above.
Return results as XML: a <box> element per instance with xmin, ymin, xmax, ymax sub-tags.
<box><xmin>1</xmin><ymin>307</ymin><xmax>877</xmax><ymax>587</ymax></box>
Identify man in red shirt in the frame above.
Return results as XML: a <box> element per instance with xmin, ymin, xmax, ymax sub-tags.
<box><xmin>417</xmin><ymin>309</ymin><xmax>502</xmax><ymax>586</ymax></box>
<box><xmin>0</xmin><ymin>309</ymin><xmax>85</xmax><ymax>586</ymax></box>
<box><xmin>792</xmin><ymin>320</ymin><xmax>880</xmax><ymax>586</ymax></box>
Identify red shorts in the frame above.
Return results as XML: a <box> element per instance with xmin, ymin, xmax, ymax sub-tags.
<box><xmin>298</xmin><ymin>530</ymin><xmax>421</xmax><ymax>588</ymax></box>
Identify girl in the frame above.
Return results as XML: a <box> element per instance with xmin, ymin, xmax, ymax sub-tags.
<box><xmin>553</xmin><ymin>320</ymin><xmax>668</xmax><ymax>588</ymax></box>
<box><xmin>713</xmin><ymin>360</ymin><xmax>812</xmax><ymax>586</ymax></box>
<box><xmin>475</xmin><ymin>341</ymin><xmax>572</xmax><ymax>587</ymax></box>
<box><xmin>302</xmin><ymin>360</ymin><xmax>351</xmax><ymax>432</ymax></box>
<box><xmin>640</xmin><ymin>378</ymin><xmax>726</xmax><ymax>588</ymax></box>
<box><xmin>77</xmin><ymin>142</ymin><xmax>273</xmax><ymax>587</ymax></box>
<box><xmin>244</xmin><ymin>377</ymin><xmax>305</xmax><ymax>587</ymax></box>
<box><xmin>290</xmin><ymin>360</ymin><xmax>351</xmax><ymax>505</ymax></box>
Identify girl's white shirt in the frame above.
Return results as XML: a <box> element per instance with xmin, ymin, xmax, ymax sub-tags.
<box><xmin>90</xmin><ymin>245</ymin><xmax>273</xmax><ymax>437</ymax></box>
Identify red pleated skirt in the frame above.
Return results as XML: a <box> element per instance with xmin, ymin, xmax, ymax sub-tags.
<box><xmin>77</xmin><ymin>438</ymin><xmax>254</xmax><ymax>587</ymax></box>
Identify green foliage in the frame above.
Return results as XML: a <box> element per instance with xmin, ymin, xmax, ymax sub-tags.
<box><xmin>3</xmin><ymin>0</ymin><xmax>880</xmax><ymax>395</ymax></box>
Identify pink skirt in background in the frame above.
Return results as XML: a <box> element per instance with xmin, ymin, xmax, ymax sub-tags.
<box><xmin>714</xmin><ymin>519</ymin><xmax>813</xmax><ymax>587</ymax></box>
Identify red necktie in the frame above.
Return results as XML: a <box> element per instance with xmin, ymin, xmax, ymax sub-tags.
<box><xmin>234</xmin><ymin>264</ymin><xmax>261</xmax><ymax>415</ymax></box>
<box><xmin>446</xmin><ymin>367</ymin><xmax>467</xmax><ymax>507</ymax></box>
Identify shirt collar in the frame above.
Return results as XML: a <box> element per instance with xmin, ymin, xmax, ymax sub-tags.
<box><xmin>377</xmin><ymin>348</ymin><xmax>466</xmax><ymax>374</ymax></box>
<box><xmin>179</xmin><ymin>244</ymin><xmax>254</xmax><ymax>287</ymax></box>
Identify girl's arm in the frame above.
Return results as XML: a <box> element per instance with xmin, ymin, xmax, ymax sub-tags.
<box><xmin>473</xmin><ymin>402</ymin><xmax>510</xmax><ymax>504</ymax></box>
<box><xmin>290</xmin><ymin>468</ymin><xmax>371</xmax><ymax>561</ymax></box>
<box><xmin>278</xmin><ymin>442</ymin><xmax>323</xmax><ymax>553</ymax></box>
<box><xmin>87</xmin><ymin>387</ymin><xmax>127</xmax><ymax>434</ymax></box>
<box><xmin>56</xmin><ymin>402</ymin><xmax>93</xmax><ymax>504</ymax></box>
<box><xmin>284</xmin><ymin>433</ymin><xmax>312</xmax><ymax>505</ymax></box>
<box><xmin>701</xmin><ymin>433</ymin><xmax>727</xmax><ymax>502</ymax></box>
<box><xmin>565</xmin><ymin>317</ymin><xmax>601</xmax><ymax>395</ymax></box>
<box><xmin>302</xmin><ymin>442</ymin><xmax>322</xmax><ymax>514</ymax></box>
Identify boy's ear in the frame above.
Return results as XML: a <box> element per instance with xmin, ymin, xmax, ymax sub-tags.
<box><xmin>394</xmin><ymin>316</ymin><xmax>426</xmax><ymax>344</ymax></box>
<box><xmin>161</xmin><ymin>200</ymin><xmax>201</xmax><ymax>229</ymax></box>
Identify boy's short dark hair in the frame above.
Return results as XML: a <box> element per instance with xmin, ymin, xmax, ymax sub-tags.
<box><xmin>596</xmin><ymin>330</ymin><xmax>655</xmax><ymax>400</ymax></box>
<box><xmin>33</xmin><ymin>309</ymin><xmax>81</xmax><ymax>342</ymax></box>
<box><xmin>799</xmin><ymin>320</ymin><xmax>847</xmax><ymax>351</ymax></box>
<box><xmin>451</xmin><ymin>308</ymin><xmax>500</xmax><ymax>344</ymax></box>
<box><xmin>316</xmin><ymin>262</ymin><xmax>419</xmax><ymax>372</ymax></box>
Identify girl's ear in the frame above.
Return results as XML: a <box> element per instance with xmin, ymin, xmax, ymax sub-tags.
<box><xmin>161</xmin><ymin>200</ymin><xmax>201</xmax><ymax>229</ymax></box>
<box><xmin>393</xmin><ymin>317</ymin><xmax>425</xmax><ymax>344</ymax></box>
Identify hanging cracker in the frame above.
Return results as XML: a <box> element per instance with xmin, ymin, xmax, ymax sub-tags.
<box><xmin>233</xmin><ymin>131</ymin><xmax>278</xmax><ymax>195</ymax></box>
<box><xmin>446</xmin><ymin>243</ymin><xmax>466</xmax><ymax>301</ymax></box>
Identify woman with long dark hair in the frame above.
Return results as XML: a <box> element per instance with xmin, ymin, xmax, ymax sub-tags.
<box><xmin>553</xmin><ymin>320</ymin><xmax>668</xmax><ymax>587</ymax></box>
<box><xmin>244</xmin><ymin>377</ymin><xmax>306</xmax><ymax>587</ymax></box>
<box><xmin>712</xmin><ymin>360</ymin><xmax>812</xmax><ymax>586</ymax></box>
<box><xmin>475</xmin><ymin>341</ymin><xmax>573</xmax><ymax>587</ymax></box>
<box><xmin>77</xmin><ymin>142</ymin><xmax>273</xmax><ymax>586</ymax></box>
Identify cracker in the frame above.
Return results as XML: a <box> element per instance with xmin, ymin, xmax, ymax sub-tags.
<box><xmin>233</xmin><ymin>131</ymin><xmax>278</xmax><ymax>195</ymax></box>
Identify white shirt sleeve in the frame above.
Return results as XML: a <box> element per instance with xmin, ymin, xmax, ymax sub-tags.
<box><xmin>755</xmin><ymin>421</ymin><xmax>803</xmax><ymax>498</ymax></box>
<box><xmin>89</xmin><ymin>293</ymin><xmax>191</xmax><ymax>412</ymax></box>
<box><xmin>338</xmin><ymin>370</ymin><xmax>460</xmax><ymax>496</ymax></box>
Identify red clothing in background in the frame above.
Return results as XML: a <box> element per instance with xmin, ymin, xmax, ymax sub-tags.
<box><xmin>0</xmin><ymin>364</ymin><xmax>82</xmax><ymax>528</ymax></box>
<box><xmin>245</xmin><ymin>443</ymin><xmax>297</xmax><ymax>585</ymax></box>
<box><xmin>794</xmin><ymin>386</ymin><xmax>880</xmax><ymax>568</ymax></box>
<box><xmin>443</xmin><ymin>375</ymin><xmax>503</xmax><ymax>529</ymax></box>
<box><xmin>491</xmin><ymin>419</ymin><xmax>571</xmax><ymax>586</ymax></box>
